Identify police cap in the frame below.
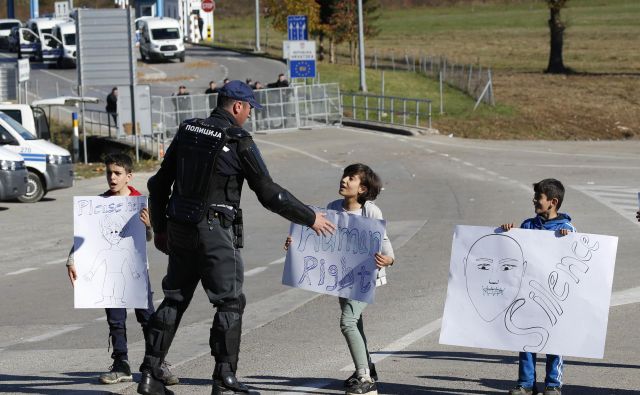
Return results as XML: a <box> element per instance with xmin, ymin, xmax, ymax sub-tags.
<box><xmin>218</xmin><ymin>80</ymin><xmax>263</xmax><ymax>110</ymax></box>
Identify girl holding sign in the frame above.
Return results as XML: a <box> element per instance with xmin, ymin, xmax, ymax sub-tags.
<box><xmin>286</xmin><ymin>163</ymin><xmax>395</xmax><ymax>395</ymax></box>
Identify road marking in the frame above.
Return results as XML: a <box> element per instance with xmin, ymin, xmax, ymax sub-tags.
<box><xmin>610</xmin><ymin>286</ymin><xmax>640</xmax><ymax>307</ymax></box>
<box><xmin>269</xmin><ymin>257</ymin><xmax>286</xmax><ymax>265</ymax></box>
<box><xmin>571</xmin><ymin>185</ymin><xmax>638</xmax><ymax>225</ymax></box>
<box><xmin>245</xmin><ymin>267</ymin><xmax>267</xmax><ymax>276</ymax></box>
<box><xmin>6</xmin><ymin>268</ymin><xmax>38</xmax><ymax>276</ymax></box>
<box><xmin>23</xmin><ymin>325</ymin><xmax>83</xmax><ymax>343</ymax></box>
<box><xmin>38</xmin><ymin>69</ymin><xmax>76</xmax><ymax>84</ymax></box>
<box><xmin>281</xmin><ymin>318</ymin><xmax>443</xmax><ymax>394</ymax></box>
<box><xmin>45</xmin><ymin>258</ymin><xmax>68</xmax><ymax>265</ymax></box>
<box><xmin>255</xmin><ymin>139</ymin><xmax>342</xmax><ymax>169</ymax></box>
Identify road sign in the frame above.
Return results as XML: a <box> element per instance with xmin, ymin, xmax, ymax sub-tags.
<box><xmin>287</xmin><ymin>15</ymin><xmax>308</xmax><ymax>41</ymax></box>
<box><xmin>201</xmin><ymin>0</ymin><xmax>215</xmax><ymax>13</ymax></box>
<box><xmin>17</xmin><ymin>59</ymin><xmax>30</xmax><ymax>82</ymax></box>
<box><xmin>54</xmin><ymin>1</ymin><xmax>69</xmax><ymax>18</ymax></box>
<box><xmin>288</xmin><ymin>40</ymin><xmax>316</xmax><ymax>78</ymax></box>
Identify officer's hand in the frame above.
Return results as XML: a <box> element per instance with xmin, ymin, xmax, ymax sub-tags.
<box><xmin>154</xmin><ymin>232</ymin><xmax>169</xmax><ymax>255</ymax></box>
<box><xmin>67</xmin><ymin>264</ymin><xmax>77</xmax><ymax>287</ymax></box>
<box><xmin>311</xmin><ymin>212</ymin><xmax>336</xmax><ymax>237</ymax></box>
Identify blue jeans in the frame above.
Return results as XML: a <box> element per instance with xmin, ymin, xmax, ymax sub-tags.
<box><xmin>517</xmin><ymin>352</ymin><xmax>563</xmax><ymax>388</ymax></box>
<box><xmin>106</xmin><ymin>281</ymin><xmax>154</xmax><ymax>361</ymax></box>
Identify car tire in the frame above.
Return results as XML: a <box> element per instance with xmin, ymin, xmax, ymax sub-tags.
<box><xmin>18</xmin><ymin>171</ymin><xmax>46</xmax><ymax>203</ymax></box>
<box><xmin>179</xmin><ymin>55</ymin><xmax>185</xmax><ymax>63</ymax></box>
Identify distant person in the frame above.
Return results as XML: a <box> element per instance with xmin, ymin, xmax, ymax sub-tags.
<box><xmin>205</xmin><ymin>81</ymin><xmax>219</xmax><ymax>110</ymax></box>
<box><xmin>267</xmin><ymin>73</ymin><xmax>289</xmax><ymax>88</ymax></box>
<box><xmin>500</xmin><ymin>178</ymin><xmax>575</xmax><ymax>395</ymax></box>
<box><xmin>285</xmin><ymin>163</ymin><xmax>395</xmax><ymax>395</ymax></box>
<box><xmin>253</xmin><ymin>81</ymin><xmax>263</xmax><ymax>90</ymax></box>
<box><xmin>197</xmin><ymin>15</ymin><xmax>204</xmax><ymax>40</ymax></box>
<box><xmin>106</xmin><ymin>87</ymin><xmax>118</xmax><ymax>131</ymax></box>
<box><xmin>173</xmin><ymin>85</ymin><xmax>191</xmax><ymax>123</ymax></box>
<box><xmin>66</xmin><ymin>153</ymin><xmax>178</xmax><ymax>387</ymax></box>
<box><xmin>223</xmin><ymin>78</ymin><xmax>230</xmax><ymax>85</ymax></box>
<box><xmin>245</xmin><ymin>78</ymin><xmax>253</xmax><ymax>87</ymax></box>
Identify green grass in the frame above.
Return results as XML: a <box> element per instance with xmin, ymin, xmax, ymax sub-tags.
<box><xmin>214</xmin><ymin>0</ymin><xmax>640</xmax><ymax>73</ymax></box>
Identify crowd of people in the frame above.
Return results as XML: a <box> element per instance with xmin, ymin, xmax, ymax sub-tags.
<box><xmin>85</xmin><ymin>79</ymin><xmax>611</xmax><ymax>395</ymax></box>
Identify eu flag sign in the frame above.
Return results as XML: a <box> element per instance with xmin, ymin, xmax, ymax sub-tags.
<box><xmin>288</xmin><ymin>41</ymin><xmax>316</xmax><ymax>79</ymax></box>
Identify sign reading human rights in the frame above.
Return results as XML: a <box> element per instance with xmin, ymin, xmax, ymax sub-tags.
<box><xmin>283</xmin><ymin>208</ymin><xmax>386</xmax><ymax>304</ymax></box>
<box><xmin>440</xmin><ymin>225</ymin><xmax>618</xmax><ymax>359</ymax></box>
<box><xmin>73</xmin><ymin>196</ymin><xmax>150</xmax><ymax>309</ymax></box>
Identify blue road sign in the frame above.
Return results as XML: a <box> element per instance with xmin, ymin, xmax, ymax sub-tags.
<box><xmin>290</xmin><ymin>60</ymin><xmax>316</xmax><ymax>78</ymax></box>
<box><xmin>287</xmin><ymin>15</ymin><xmax>308</xmax><ymax>41</ymax></box>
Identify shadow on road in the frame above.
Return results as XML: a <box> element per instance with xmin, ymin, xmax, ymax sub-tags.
<box><xmin>0</xmin><ymin>372</ymin><xmax>108</xmax><ymax>394</ymax></box>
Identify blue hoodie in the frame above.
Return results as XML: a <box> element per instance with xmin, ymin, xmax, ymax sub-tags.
<box><xmin>520</xmin><ymin>213</ymin><xmax>575</xmax><ymax>232</ymax></box>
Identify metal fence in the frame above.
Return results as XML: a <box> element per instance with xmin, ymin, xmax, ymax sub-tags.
<box><xmin>341</xmin><ymin>92</ymin><xmax>432</xmax><ymax>130</ymax></box>
<box><xmin>151</xmin><ymin>83</ymin><xmax>342</xmax><ymax>137</ymax></box>
<box><xmin>369</xmin><ymin>50</ymin><xmax>494</xmax><ymax>106</ymax></box>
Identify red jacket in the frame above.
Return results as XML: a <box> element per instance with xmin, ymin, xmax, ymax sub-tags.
<box><xmin>102</xmin><ymin>185</ymin><xmax>143</xmax><ymax>197</ymax></box>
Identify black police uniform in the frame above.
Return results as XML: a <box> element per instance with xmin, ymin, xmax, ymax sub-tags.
<box><xmin>139</xmin><ymin>107</ymin><xmax>316</xmax><ymax>394</ymax></box>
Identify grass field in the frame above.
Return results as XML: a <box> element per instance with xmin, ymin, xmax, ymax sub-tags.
<box><xmin>213</xmin><ymin>0</ymin><xmax>640</xmax><ymax>139</ymax></box>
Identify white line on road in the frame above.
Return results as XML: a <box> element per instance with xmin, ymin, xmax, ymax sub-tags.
<box><xmin>45</xmin><ymin>258</ymin><xmax>68</xmax><ymax>265</ymax></box>
<box><xmin>269</xmin><ymin>257</ymin><xmax>286</xmax><ymax>265</ymax></box>
<box><xmin>23</xmin><ymin>325</ymin><xmax>84</xmax><ymax>343</ymax></box>
<box><xmin>6</xmin><ymin>268</ymin><xmax>38</xmax><ymax>276</ymax></box>
<box><xmin>255</xmin><ymin>139</ymin><xmax>342</xmax><ymax>169</ymax></box>
<box><xmin>245</xmin><ymin>267</ymin><xmax>267</xmax><ymax>276</ymax></box>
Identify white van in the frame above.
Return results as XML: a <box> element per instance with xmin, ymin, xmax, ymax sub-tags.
<box><xmin>0</xmin><ymin>19</ymin><xmax>21</xmax><ymax>49</ymax></box>
<box><xmin>50</xmin><ymin>22</ymin><xmax>76</xmax><ymax>68</ymax></box>
<box><xmin>0</xmin><ymin>111</ymin><xmax>73</xmax><ymax>202</ymax></box>
<box><xmin>139</xmin><ymin>17</ymin><xmax>185</xmax><ymax>63</ymax></box>
<box><xmin>0</xmin><ymin>103</ymin><xmax>51</xmax><ymax>140</ymax></box>
<box><xmin>0</xmin><ymin>146</ymin><xmax>28</xmax><ymax>201</ymax></box>
<box><xmin>25</xmin><ymin>17</ymin><xmax>68</xmax><ymax>63</ymax></box>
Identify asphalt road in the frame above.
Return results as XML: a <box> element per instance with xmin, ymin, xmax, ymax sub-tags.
<box><xmin>1</xmin><ymin>127</ymin><xmax>639</xmax><ymax>395</ymax></box>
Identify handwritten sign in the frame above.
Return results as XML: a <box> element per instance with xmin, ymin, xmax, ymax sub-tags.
<box><xmin>282</xmin><ymin>209</ymin><xmax>386</xmax><ymax>303</ymax></box>
<box><xmin>73</xmin><ymin>196</ymin><xmax>150</xmax><ymax>309</ymax></box>
<box><xmin>440</xmin><ymin>225</ymin><xmax>618</xmax><ymax>359</ymax></box>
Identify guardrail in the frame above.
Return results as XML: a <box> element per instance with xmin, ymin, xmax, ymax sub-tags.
<box><xmin>151</xmin><ymin>83</ymin><xmax>342</xmax><ymax>137</ymax></box>
<box><xmin>340</xmin><ymin>92</ymin><xmax>432</xmax><ymax>130</ymax></box>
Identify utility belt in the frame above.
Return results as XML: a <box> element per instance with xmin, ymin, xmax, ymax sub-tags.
<box><xmin>207</xmin><ymin>205</ymin><xmax>244</xmax><ymax>249</ymax></box>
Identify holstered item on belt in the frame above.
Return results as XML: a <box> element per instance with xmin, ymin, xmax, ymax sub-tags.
<box><xmin>232</xmin><ymin>209</ymin><xmax>243</xmax><ymax>249</ymax></box>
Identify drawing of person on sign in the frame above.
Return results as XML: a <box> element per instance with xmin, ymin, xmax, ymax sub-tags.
<box><xmin>464</xmin><ymin>233</ymin><xmax>527</xmax><ymax>322</ymax></box>
<box><xmin>84</xmin><ymin>213</ymin><xmax>141</xmax><ymax>306</ymax></box>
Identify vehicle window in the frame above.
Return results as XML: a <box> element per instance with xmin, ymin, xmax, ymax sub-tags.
<box><xmin>64</xmin><ymin>33</ymin><xmax>75</xmax><ymax>45</ymax></box>
<box><xmin>0</xmin><ymin>22</ymin><xmax>20</xmax><ymax>30</ymax></box>
<box><xmin>32</xmin><ymin>107</ymin><xmax>50</xmax><ymax>140</ymax></box>
<box><xmin>151</xmin><ymin>28</ymin><xmax>180</xmax><ymax>40</ymax></box>
<box><xmin>0</xmin><ymin>124</ymin><xmax>18</xmax><ymax>145</ymax></box>
<box><xmin>22</xmin><ymin>29</ymin><xmax>37</xmax><ymax>41</ymax></box>
<box><xmin>0</xmin><ymin>112</ymin><xmax>37</xmax><ymax>140</ymax></box>
<box><xmin>41</xmin><ymin>28</ymin><xmax>52</xmax><ymax>35</ymax></box>
<box><xmin>0</xmin><ymin>109</ymin><xmax>22</xmax><ymax>124</ymax></box>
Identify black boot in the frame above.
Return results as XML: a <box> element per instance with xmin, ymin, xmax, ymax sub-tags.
<box><xmin>211</xmin><ymin>363</ymin><xmax>250</xmax><ymax>394</ymax></box>
<box><xmin>138</xmin><ymin>371</ymin><xmax>175</xmax><ymax>395</ymax></box>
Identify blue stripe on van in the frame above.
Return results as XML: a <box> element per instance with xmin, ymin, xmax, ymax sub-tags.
<box><xmin>20</xmin><ymin>153</ymin><xmax>47</xmax><ymax>162</ymax></box>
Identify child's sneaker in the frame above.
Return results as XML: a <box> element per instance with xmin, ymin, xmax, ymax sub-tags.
<box><xmin>343</xmin><ymin>363</ymin><xmax>378</xmax><ymax>387</ymax></box>
<box><xmin>345</xmin><ymin>376</ymin><xmax>377</xmax><ymax>395</ymax></box>
<box><xmin>99</xmin><ymin>359</ymin><xmax>133</xmax><ymax>384</ymax></box>
<box><xmin>159</xmin><ymin>360</ymin><xmax>179</xmax><ymax>386</ymax></box>
<box><xmin>508</xmin><ymin>386</ymin><xmax>534</xmax><ymax>395</ymax></box>
<box><xmin>543</xmin><ymin>387</ymin><xmax>561</xmax><ymax>395</ymax></box>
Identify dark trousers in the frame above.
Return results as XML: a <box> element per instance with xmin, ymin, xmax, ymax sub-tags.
<box><xmin>106</xmin><ymin>279</ymin><xmax>155</xmax><ymax>361</ymax></box>
<box><xmin>142</xmin><ymin>213</ymin><xmax>245</xmax><ymax>376</ymax></box>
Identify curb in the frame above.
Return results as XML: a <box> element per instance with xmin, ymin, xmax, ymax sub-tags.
<box><xmin>342</xmin><ymin>120</ymin><xmax>439</xmax><ymax>136</ymax></box>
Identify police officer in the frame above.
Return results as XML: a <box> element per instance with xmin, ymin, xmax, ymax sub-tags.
<box><xmin>137</xmin><ymin>81</ymin><xmax>335</xmax><ymax>395</ymax></box>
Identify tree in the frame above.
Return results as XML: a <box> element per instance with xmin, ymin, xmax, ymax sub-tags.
<box><xmin>546</xmin><ymin>0</ymin><xmax>569</xmax><ymax>74</ymax></box>
<box><xmin>328</xmin><ymin>0</ymin><xmax>380</xmax><ymax>65</ymax></box>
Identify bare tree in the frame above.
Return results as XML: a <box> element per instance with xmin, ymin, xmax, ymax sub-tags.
<box><xmin>546</xmin><ymin>0</ymin><xmax>569</xmax><ymax>74</ymax></box>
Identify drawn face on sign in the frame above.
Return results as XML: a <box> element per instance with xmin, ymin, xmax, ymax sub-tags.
<box><xmin>101</xmin><ymin>214</ymin><xmax>127</xmax><ymax>246</ymax></box>
<box><xmin>464</xmin><ymin>234</ymin><xmax>526</xmax><ymax>322</ymax></box>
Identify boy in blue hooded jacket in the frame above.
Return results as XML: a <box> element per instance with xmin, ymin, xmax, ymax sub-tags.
<box><xmin>500</xmin><ymin>178</ymin><xmax>575</xmax><ymax>395</ymax></box>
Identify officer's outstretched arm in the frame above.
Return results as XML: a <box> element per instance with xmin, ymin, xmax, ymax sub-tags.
<box><xmin>238</xmin><ymin>137</ymin><xmax>315</xmax><ymax>227</ymax></box>
<box><xmin>147</xmin><ymin>133</ymin><xmax>179</xmax><ymax>233</ymax></box>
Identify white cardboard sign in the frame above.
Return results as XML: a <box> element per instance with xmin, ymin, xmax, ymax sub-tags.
<box><xmin>439</xmin><ymin>225</ymin><xmax>618</xmax><ymax>359</ymax></box>
<box><xmin>282</xmin><ymin>208</ymin><xmax>385</xmax><ymax>303</ymax></box>
<box><xmin>73</xmin><ymin>196</ymin><xmax>150</xmax><ymax>309</ymax></box>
